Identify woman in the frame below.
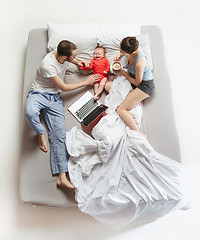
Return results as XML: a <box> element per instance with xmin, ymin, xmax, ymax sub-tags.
<box><xmin>106</xmin><ymin>36</ymin><xmax>155</xmax><ymax>136</ymax></box>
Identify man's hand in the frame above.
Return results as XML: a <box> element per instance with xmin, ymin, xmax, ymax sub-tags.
<box><xmin>78</xmin><ymin>60</ymin><xmax>90</xmax><ymax>68</ymax></box>
<box><xmin>85</xmin><ymin>74</ymin><xmax>101</xmax><ymax>85</ymax></box>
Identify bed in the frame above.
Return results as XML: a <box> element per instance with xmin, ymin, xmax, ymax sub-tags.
<box><xmin>20</xmin><ymin>22</ymin><xmax>182</xmax><ymax>227</ymax></box>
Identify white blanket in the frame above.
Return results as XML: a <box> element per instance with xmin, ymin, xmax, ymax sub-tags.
<box><xmin>66</xmin><ymin>76</ymin><xmax>182</xmax><ymax>229</ymax></box>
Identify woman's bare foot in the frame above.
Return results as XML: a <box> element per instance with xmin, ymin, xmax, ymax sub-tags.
<box><xmin>37</xmin><ymin>134</ymin><xmax>48</xmax><ymax>152</ymax></box>
<box><xmin>57</xmin><ymin>172</ymin><xmax>75</xmax><ymax>189</ymax></box>
<box><xmin>142</xmin><ymin>133</ymin><xmax>148</xmax><ymax>139</ymax></box>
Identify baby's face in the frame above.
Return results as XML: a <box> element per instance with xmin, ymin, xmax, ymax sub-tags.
<box><xmin>94</xmin><ymin>48</ymin><xmax>105</xmax><ymax>60</ymax></box>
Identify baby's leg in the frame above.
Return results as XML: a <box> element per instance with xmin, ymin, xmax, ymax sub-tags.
<box><xmin>94</xmin><ymin>78</ymin><xmax>107</xmax><ymax>100</ymax></box>
<box><xmin>94</xmin><ymin>82</ymin><xmax>99</xmax><ymax>99</ymax></box>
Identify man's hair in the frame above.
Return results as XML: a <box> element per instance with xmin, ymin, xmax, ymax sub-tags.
<box><xmin>57</xmin><ymin>40</ymin><xmax>76</xmax><ymax>58</ymax></box>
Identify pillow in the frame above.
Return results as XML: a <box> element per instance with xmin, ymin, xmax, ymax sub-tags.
<box><xmin>47</xmin><ymin>22</ymin><xmax>100</xmax><ymax>51</ymax></box>
<box><xmin>99</xmin><ymin>34</ymin><xmax>153</xmax><ymax>72</ymax></box>
<box><xmin>97</xmin><ymin>22</ymin><xmax>141</xmax><ymax>42</ymax></box>
<box><xmin>47</xmin><ymin>22</ymin><xmax>141</xmax><ymax>51</ymax></box>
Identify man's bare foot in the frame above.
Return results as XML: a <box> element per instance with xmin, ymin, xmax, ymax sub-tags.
<box><xmin>57</xmin><ymin>173</ymin><xmax>75</xmax><ymax>189</ymax></box>
<box><xmin>37</xmin><ymin>134</ymin><xmax>48</xmax><ymax>152</ymax></box>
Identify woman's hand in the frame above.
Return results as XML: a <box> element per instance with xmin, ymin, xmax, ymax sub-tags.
<box><xmin>114</xmin><ymin>69</ymin><xmax>128</xmax><ymax>78</ymax></box>
<box><xmin>85</xmin><ymin>74</ymin><xmax>100</xmax><ymax>85</ymax></box>
<box><xmin>114</xmin><ymin>53</ymin><xmax>121</xmax><ymax>61</ymax></box>
<box><xmin>114</xmin><ymin>70</ymin><xmax>123</xmax><ymax>76</ymax></box>
<box><xmin>122</xmin><ymin>69</ymin><xmax>129</xmax><ymax>75</ymax></box>
<box><xmin>114</xmin><ymin>52</ymin><xmax>124</xmax><ymax>61</ymax></box>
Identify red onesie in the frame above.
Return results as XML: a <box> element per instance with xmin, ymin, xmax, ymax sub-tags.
<box><xmin>81</xmin><ymin>57</ymin><xmax>110</xmax><ymax>83</ymax></box>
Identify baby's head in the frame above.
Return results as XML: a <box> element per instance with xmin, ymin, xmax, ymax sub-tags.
<box><xmin>94</xmin><ymin>45</ymin><xmax>106</xmax><ymax>60</ymax></box>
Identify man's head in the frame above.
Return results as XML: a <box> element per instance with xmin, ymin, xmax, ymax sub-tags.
<box><xmin>57</xmin><ymin>40</ymin><xmax>77</xmax><ymax>62</ymax></box>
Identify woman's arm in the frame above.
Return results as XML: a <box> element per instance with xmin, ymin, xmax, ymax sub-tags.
<box><xmin>48</xmin><ymin>74</ymin><xmax>99</xmax><ymax>92</ymax></box>
<box><xmin>122</xmin><ymin>58</ymin><xmax>146</xmax><ymax>86</ymax></box>
<box><xmin>114</xmin><ymin>52</ymin><xmax>124</xmax><ymax>61</ymax></box>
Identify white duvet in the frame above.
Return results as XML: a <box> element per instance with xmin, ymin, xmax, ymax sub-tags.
<box><xmin>66</xmin><ymin>76</ymin><xmax>182</xmax><ymax>229</ymax></box>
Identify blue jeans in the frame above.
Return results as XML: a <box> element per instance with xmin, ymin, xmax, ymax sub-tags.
<box><xmin>25</xmin><ymin>90</ymin><xmax>68</xmax><ymax>175</ymax></box>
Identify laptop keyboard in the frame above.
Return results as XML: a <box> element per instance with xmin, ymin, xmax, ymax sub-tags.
<box><xmin>75</xmin><ymin>98</ymin><xmax>99</xmax><ymax>120</ymax></box>
<box><xmin>83</xmin><ymin>105</ymin><xmax>108</xmax><ymax>126</ymax></box>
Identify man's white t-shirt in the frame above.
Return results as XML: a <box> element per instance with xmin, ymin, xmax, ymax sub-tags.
<box><xmin>31</xmin><ymin>50</ymin><xmax>67</xmax><ymax>94</ymax></box>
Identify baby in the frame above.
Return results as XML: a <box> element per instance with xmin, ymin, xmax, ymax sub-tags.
<box><xmin>81</xmin><ymin>45</ymin><xmax>110</xmax><ymax>100</ymax></box>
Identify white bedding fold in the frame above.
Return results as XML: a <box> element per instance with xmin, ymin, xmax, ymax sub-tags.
<box><xmin>66</xmin><ymin>76</ymin><xmax>182</xmax><ymax>229</ymax></box>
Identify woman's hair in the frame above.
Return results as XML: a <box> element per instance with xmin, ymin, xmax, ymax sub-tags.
<box><xmin>120</xmin><ymin>37</ymin><xmax>139</xmax><ymax>54</ymax></box>
<box><xmin>57</xmin><ymin>40</ymin><xmax>76</xmax><ymax>57</ymax></box>
<box><xmin>95</xmin><ymin>43</ymin><xmax>106</xmax><ymax>54</ymax></box>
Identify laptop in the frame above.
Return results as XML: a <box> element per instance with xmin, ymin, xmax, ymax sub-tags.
<box><xmin>68</xmin><ymin>91</ymin><xmax>108</xmax><ymax>127</ymax></box>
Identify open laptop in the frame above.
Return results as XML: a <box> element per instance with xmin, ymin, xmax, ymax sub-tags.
<box><xmin>68</xmin><ymin>91</ymin><xmax>108</xmax><ymax>127</ymax></box>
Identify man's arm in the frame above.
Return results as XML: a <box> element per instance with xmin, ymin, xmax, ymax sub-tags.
<box><xmin>48</xmin><ymin>74</ymin><xmax>99</xmax><ymax>92</ymax></box>
<box><xmin>81</xmin><ymin>58</ymin><xmax>94</xmax><ymax>70</ymax></box>
<box><xmin>71</xmin><ymin>57</ymin><xmax>90</xmax><ymax>68</ymax></box>
<box><xmin>71</xmin><ymin>57</ymin><xmax>81</xmax><ymax>66</ymax></box>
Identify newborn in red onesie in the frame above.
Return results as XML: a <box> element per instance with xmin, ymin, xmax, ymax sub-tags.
<box><xmin>81</xmin><ymin>45</ymin><xmax>110</xmax><ymax>100</ymax></box>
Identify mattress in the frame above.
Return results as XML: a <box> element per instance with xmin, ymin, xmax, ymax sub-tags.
<box><xmin>19</xmin><ymin>25</ymin><xmax>181</xmax><ymax>207</ymax></box>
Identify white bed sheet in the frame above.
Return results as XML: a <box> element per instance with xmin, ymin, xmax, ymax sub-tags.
<box><xmin>66</xmin><ymin>76</ymin><xmax>183</xmax><ymax>229</ymax></box>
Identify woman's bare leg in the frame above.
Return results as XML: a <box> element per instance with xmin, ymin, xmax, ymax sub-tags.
<box><xmin>105</xmin><ymin>81</ymin><xmax>113</xmax><ymax>93</ymax></box>
<box><xmin>116</xmin><ymin>88</ymin><xmax>149</xmax><ymax>133</ymax></box>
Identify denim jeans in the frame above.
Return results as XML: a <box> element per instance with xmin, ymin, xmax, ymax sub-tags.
<box><xmin>25</xmin><ymin>90</ymin><xmax>68</xmax><ymax>174</ymax></box>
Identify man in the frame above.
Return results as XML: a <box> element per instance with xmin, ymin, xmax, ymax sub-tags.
<box><xmin>25</xmin><ymin>40</ymin><xmax>99</xmax><ymax>189</ymax></box>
